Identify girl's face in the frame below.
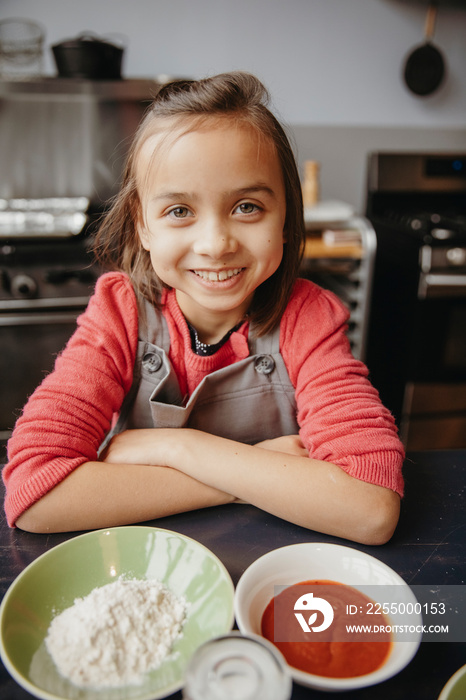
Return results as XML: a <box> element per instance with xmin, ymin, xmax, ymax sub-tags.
<box><xmin>137</xmin><ymin>119</ymin><xmax>286</xmax><ymax>342</ymax></box>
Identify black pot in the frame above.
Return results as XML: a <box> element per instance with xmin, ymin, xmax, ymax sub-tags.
<box><xmin>52</xmin><ymin>34</ymin><xmax>124</xmax><ymax>80</ymax></box>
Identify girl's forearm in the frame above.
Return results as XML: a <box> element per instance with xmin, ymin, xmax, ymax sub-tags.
<box><xmin>15</xmin><ymin>460</ymin><xmax>235</xmax><ymax>534</ymax></box>
<box><xmin>100</xmin><ymin>427</ymin><xmax>400</xmax><ymax>544</ymax></box>
<box><xmin>16</xmin><ymin>428</ymin><xmax>400</xmax><ymax>543</ymax></box>
<box><xmin>167</xmin><ymin>429</ymin><xmax>400</xmax><ymax>545</ymax></box>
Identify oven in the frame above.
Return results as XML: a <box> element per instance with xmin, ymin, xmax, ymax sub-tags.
<box><xmin>0</xmin><ymin>78</ymin><xmax>160</xmax><ymax>453</ymax></box>
<box><xmin>365</xmin><ymin>152</ymin><xmax>466</xmax><ymax>451</ymax></box>
<box><xmin>0</xmin><ymin>222</ymin><xmax>101</xmax><ymax>451</ymax></box>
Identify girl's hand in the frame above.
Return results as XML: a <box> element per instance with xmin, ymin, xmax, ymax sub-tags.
<box><xmin>255</xmin><ymin>435</ymin><xmax>309</xmax><ymax>457</ymax></box>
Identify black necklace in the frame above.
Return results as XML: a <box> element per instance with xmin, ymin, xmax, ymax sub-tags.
<box><xmin>187</xmin><ymin>321</ymin><xmax>241</xmax><ymax>356</ymax></box>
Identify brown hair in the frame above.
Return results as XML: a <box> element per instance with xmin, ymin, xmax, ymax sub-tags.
<box><xmin>93</xmin><ymin>71</ymin><xmax>305</xmax><ymax>336</ymax></box>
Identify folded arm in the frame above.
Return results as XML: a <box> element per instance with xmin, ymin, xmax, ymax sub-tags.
<box><xmin>144</xmin><ymin>428</ymin><xmax>401</xmax><ymax>545</ymax></box>
<box><xmin>16</xmin><ymin>428</ymin><xmax>399</xmax><ymax>544</ymax></box>
<box><xmin>15</xmin><ymin>458</ymin><xmax>236</xmax><ymax>534</ymax></box>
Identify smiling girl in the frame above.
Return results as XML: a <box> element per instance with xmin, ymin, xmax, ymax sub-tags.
<box><xmin>4</xmin><ymin>73</ymin><xmax>404</xmax><ymax>543</ymax></box>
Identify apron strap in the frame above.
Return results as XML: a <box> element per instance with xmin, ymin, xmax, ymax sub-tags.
<box><xmin>139</xmin><ymin>297</ymin><xmax>171</xmax><ymax>352</ymax></box>
<box><xmin>248</xmin><ymin>322</ymin><xmax>281</xmax><ymax>355</ymax></box>
<box><xmin>98</xmin><ymin>297</ymin><xmax>170</xmax><ymax>453</ymax></box>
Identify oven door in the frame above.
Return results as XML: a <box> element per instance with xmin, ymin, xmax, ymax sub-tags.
<box><xmin>0</xmin><ymin>309</ymin><xmax>81</xmax><ymax>450</ymax></box>
<box><xmin>402</xmin><ymin>281</ymin><xmax>466</xmax><ymax>450</ymax></box>
<box><xmin>409</xmin><ymin>276</ymin><xmax>466</xmax><ymax>381</ymax></box>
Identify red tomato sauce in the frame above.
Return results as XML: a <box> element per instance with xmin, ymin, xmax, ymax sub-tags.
<box><xmin>261</xmin><ymin>580</ymin><xmax>392</xmax><ymax>678</ymax></box>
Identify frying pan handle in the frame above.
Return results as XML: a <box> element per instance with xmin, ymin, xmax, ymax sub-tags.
<box><xmin>424</xmin><ymin>3</ymin><xmax>438</xmax><ymax>42</ymax></box>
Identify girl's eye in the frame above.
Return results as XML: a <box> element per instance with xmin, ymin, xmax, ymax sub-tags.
<box><xmin>167</xmin><ymin>206</ymin><xmax>191</xmax><ymax>219</ymax></box>
<box><xmin>236</xmin><ymin>202</ymin><xmax>260</xmax><ymax>215</ymax></box>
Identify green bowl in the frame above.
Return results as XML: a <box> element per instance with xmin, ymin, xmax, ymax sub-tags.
<box><xmin>439</xmin><ymin>665</ymin><xmax>466</xmax><ymax>700</ymax></box>
<box><xmin>0</xmin><ymin>526</ymin><xmax>234</xmax><ymax>700</ymax></box>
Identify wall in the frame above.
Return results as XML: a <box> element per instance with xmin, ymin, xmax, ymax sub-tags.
<box><xmin>2</xmin><ymin>0</ymin><xmax>466</xmax><ymax>211</ymax></box>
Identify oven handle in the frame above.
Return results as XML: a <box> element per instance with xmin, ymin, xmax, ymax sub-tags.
<box><xmin>418</xmin><ymin>273</ymin><xmax>466</xmax><ymax>299</ymax></box>
<box><xmin>0</xmin><ymin>311</ymin><xmax>81</xmax><ymax>326</ymax></box>
<box><xmin>0</xmin><ymin>296</ymin><xmax>91</xmax><ymax>312</ymax></box>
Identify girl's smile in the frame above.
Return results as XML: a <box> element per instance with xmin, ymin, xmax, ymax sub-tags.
<box><xmin>137</xmin><ymin>119</ymin><xmax>286</xmax><ymax>343</ymax></box>
<box><xmin>192</xmin><ymin>267</ymin><xmax>245</xmax><ymax>283</ymax></box>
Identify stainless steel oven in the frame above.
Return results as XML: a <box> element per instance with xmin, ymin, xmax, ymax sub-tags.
<box><xmin>0</xmin><ymin>236</ymin><xmax>100</xmax><ymax>451</ymax></box>
<box><xmin>365</xmin><ymin>152</ymin><xmax>466</xmax><ymax>451</ymax></box>
<box><xmin>1</xmin><ymin>311</ymin><xmax>85</xmax><ymax>445</ymax></box>
<box><xmin>0</xmin><ymin>78</ymin><xmax>161</xmax><ymax>453</ymax></box>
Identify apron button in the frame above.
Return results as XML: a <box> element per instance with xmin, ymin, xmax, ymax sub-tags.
<box><xmin>254</xmin><ymin>354</ymin><xmax>275</xmax><ymax>374</ymax></box>
<box><xmin>142</xmin><ymin>351</ymin><xmax>163</xmax><ymax>373</ymax></box>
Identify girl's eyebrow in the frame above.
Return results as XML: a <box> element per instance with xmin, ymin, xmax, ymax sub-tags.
<box><xmin>151</xmin><ymin>191</ymin><xmax>190</xmax><ymax>202</ymax></box>
<box><xmin>232</xmin><ymin>185</ymin><xmax>277</xmax><ymax>199</ymax></box>
<box><xmin>151</xmin><ymin>184</ymin><xmax>277</xmax><ymax>203</ymax></box>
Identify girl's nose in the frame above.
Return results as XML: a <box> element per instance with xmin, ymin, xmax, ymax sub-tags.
<box><xmin>192</xmin><ymin>219</ymin><xmax>238</xmax><ymax>259</ymax></box>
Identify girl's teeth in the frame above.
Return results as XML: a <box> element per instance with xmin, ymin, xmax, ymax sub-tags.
<box><xmin>195</xmin><ymin>268</ymin><xmax>242</xmax><ymax>281</ymax></box>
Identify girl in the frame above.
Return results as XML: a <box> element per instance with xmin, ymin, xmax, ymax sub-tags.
<box><xmin>3</xmin><ymin>72</ymin><xmax>404</xmax><ymax>543</ymax></box>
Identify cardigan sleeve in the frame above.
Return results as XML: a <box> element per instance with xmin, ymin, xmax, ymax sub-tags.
<box><xmin>2</xmin><ymin>272</ymin><xmax>139</xmax><ymax>527</ymax></box>
<box><xmin>280</xmin><ymin>279</ymin><xmax>405</xmax><ymax>496</ymax></box>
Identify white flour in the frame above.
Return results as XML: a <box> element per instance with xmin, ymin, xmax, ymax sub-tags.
<box><xmin>45</xmin><ymin>577</ymin><xmax>187</xmax><ymax>688</ymax></box>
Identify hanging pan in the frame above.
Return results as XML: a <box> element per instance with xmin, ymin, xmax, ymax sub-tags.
<box><xmin>403</xmin><ymin>2</ymin><xmax>446</xmax><ymax>96</ymax></box>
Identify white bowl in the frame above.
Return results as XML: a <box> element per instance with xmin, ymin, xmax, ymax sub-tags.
<box><xmin>234</xmin><ymin>542</ymin><xmax>422</xmax><ymax>692</ymax></box>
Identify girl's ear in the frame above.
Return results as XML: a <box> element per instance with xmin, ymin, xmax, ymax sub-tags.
<box><xmin>137</xmin><ymin>222</ymin><xmax>151</xmax><ymax>251</ymax></box>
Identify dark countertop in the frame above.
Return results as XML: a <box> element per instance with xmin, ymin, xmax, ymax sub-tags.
<box><xmin>1</xmin><ymin>449</ymin><xmax>465</xmax><ymax>699</ymax></box>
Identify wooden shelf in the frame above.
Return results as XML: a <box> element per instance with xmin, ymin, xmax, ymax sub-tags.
<box><xmin>304</xmin><ymin>236</ymin><xmax>363</xmax><ymax>260</ymax></box>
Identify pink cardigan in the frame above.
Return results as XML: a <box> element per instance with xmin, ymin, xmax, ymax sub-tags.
<box><xmin>3</xmin><ymin>272</ymin><xmax>405</xmax><ymax>526</ymax></box>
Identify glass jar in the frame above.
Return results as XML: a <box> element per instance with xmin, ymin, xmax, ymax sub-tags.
<box><xmin>0</xmin><ymin>19</ymin><xmax>44</xmax><ymax>80</ymax></box>
<box><xmin>183</xmin><ymin>632</ymin><xmax>292</xmax><ymax>700</ymax></box>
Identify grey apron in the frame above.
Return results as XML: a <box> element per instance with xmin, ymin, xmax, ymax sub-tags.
<box><xmin>108</xmin><ymin>300</ymin><xmax>299</xmax><ymax>445</ymax></box>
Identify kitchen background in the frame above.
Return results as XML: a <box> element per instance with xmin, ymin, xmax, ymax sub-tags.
<box><xmin>1</xmin><ymin>0</ymin><xmax>465</xmax><ymax>452</ymax></box>
<box><xmin>1</xmin><ymin>0</ymin><xmax>466</xmax><ymax>211</ymax></box>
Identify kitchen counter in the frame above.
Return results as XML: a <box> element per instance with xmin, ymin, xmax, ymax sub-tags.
<box><xmin>1</xmin><ymin>449</ymin><xmax>465</xmax><ymax>699</ymax></box>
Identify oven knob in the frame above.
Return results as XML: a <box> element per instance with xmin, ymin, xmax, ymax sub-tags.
<box><xmin>446</xmin><ymin>248</ymin><xmax>466</xmax><ymax>266</ymax></box>
<box><xmin>11</xmin><ymin>274</ymin><xmax>38</xmax><ymax>298</ymax></box>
